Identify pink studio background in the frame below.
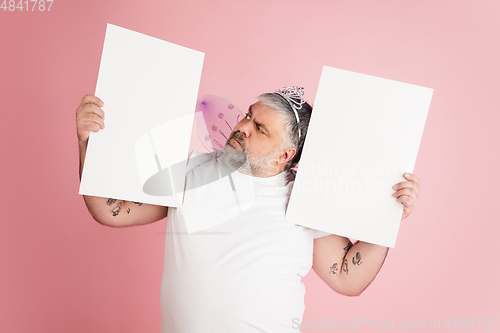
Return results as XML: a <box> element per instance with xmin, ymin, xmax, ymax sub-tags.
<box><xmin>1</xmin><ymin>0</ymin><xmax>499</xmax><ymax>332</ymax></box>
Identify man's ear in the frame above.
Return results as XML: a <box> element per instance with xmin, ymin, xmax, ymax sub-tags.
<box><xmin>280</xmin><ymin>147</ymin><xmax>296</xmax><ymax>165</ymax></box>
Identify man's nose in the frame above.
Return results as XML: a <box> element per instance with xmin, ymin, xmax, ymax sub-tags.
<box><xmin>238</xmin><ymin>122</ymin><xmax>252</xmax><ymax>138</ymax></box>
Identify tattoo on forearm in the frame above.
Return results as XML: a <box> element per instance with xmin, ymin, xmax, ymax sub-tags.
<box><xmin>126</xmin><ymin>208</ymin><xmax>130</xmax><ymax>214</ymax></box>
<box><xmin>343</xmin><ymin>242</ymin><xmax>353</xmax><ymax>255</ymax></box>
<box><xmin>112</xmin><ymin>202</ymin><xmax>122</xmax><ymax>216</ymax></box>
<box><xmin>329</xmin><ymin>263</ymin><xmax>338</xmax><ymax>275</ymax></box>
<box><xmin>352</xmin><ymin>252</ymin><xmax>362</xmax><ymax>265</ymax></box>
<box><xmin>132</xmin><ymin>201</ymin><xmax>143</xmax><ymax>206</ymax></box>
<box><xmin>342</xmin><ymin>258</ymin><xmax>349</xmax><ymax>275</ymax></box>
<box><xmin>106</xmin><ymin>198</ymin><xmax>116</xmax><ymax>206</ymax></box>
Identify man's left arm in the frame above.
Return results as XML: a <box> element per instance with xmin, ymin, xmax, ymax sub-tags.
<box><xmin>312</xmin><ymin>172</ymin><xmax>420</xmax><ymax>296</ymax></box>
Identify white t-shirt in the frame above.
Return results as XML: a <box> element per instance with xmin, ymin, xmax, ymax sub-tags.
<box><xmin>160</xmin><ymin>151</ymin><xmax>329</xmax><ymax>332</ymax></box>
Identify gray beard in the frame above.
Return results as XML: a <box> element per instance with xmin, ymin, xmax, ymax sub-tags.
<box><xmin>223</xmin><ymin>132</ymin><xmax>280</xmax><ymax>177</ymax></box>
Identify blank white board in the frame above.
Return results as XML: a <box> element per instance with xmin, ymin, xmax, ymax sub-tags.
<box><xmin>79</xmin><ymin>23</ymin><xmax>204</xmax><ymax>207</ymax></box>
<box><xmin>286</xmin><ymin>66</ymin><xmax>433</xmax><ymax>248</ymax></box>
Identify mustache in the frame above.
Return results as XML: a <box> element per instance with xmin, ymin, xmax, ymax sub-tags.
<box><xmin>228</xmin><ymin>131</ymin><xmax>246</xmax><ymax>149</ymax></box>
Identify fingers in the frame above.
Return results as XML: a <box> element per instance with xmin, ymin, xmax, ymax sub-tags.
<box><xmin>393</xmin><ymin>180</ymin><xmax>419</xmax><ymax>191</ymax></box>
<box><xmin>77</xmin><ymin>104</ymin><xmax>105</xmax><ymax>127</ymax></box>
<box><xmin>80</xmin><ymin>94</ymin><xmax>104</xmax><ymax>108</ymax></box>
<box><xmin>395</xmin><ymin>173</ymin><xmax>421</xmax><ymax>221</ymax></box>
<box><xmin>80</xmin><ymin>120</ymin><xmax>102</xmax><ymax>133</ymax></box>
<box><xmin>393</xmin><ymin>187</ymin><xmax>418</xmax><ymax>210</ymax></box>
<box><xmin>392</xmin><ymin>172</ymin><xmax>420</xmax><ymax>220</ymax></box>
<box><xmin>80</xmin><ymin>112</ymin><xmax>105</xmax><ymax>129</ymax></box>
<box><xmin>404</xmin><ymin>172</ymin><xmax>420</xmax><ymax>186</ymax></box>
<box><xmin>85</xmin><ymin>103</ymin><xmax>105</xmax><ymax>120</ymax></box>
<box><xmin>396</xmin><ymin>194</ymin><xmax>414</xmax><ymax>207</ymax></box>
<box><xmin>393</xmin><ymin>182</ymin><xmax>419</xmax><ymax>198</ymax></box>
<box><xmin>77</xmin><ymin>94</ymin><xmax>105</xmax><ymax>119</ymax></box>
<box><xmin>393</xmin><ymin>173</ymin><xmax>420</xmax><ymax>195</ymax></box>
<box><xmin>397</xmin><ymin>195</ymin><xmax>415</xmax><ymax>222</ymax></box>
<box><xmin>392</xmin><ymin>187</ymin><xmax>418</xmax><ymax>200</ymax></box>
<box><xmin>76</xmin><ymin>94</ymin><xmax>106</xmax><ymax>142</ymax></box>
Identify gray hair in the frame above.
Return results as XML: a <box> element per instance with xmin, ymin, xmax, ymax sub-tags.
<box><xmin>256</xmin><ymin>92</ymin><xmax>312</xmax><ymax>169</ymax></box>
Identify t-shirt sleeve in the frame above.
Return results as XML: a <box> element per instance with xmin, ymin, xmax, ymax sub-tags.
<box><xmin>313</xmin><ymin>229</ymin><xmax>332</xmax><ymax>239</ymax></box>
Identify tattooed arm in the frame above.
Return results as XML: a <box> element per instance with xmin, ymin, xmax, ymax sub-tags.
<box><xmin>312</xmin><ymin>174</ymin><xmax>421</xmax><ymax>296</ymax></box>
<box><xmin>312</xmin><ymin>235</ymin><xmax>389</xmax><ymax>296</ymax></box>
<box><xmin>82</xmin><ymin>196</ymin><xmax>167</xmax><ymax>228</ymax></box>
<box><xmin>76</xmin><ymin>94</ymin><xmax>168</xmax><ymax>227</ymax></box>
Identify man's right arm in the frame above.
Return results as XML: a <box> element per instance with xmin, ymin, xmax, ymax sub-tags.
<box><xmin>76</xmin><ymin>94</ymin><xmax>168</xmax><ymax>227</ymax></box>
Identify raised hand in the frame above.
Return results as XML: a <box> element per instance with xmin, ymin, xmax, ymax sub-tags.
<box><xmin>76</xmin><ymin>94</ymin><xmax>105</xmax><ymax>143</ymax></box>
<box><xmin>392</xmin><ymin>172</ymin><xmax>421</xmax><ymax>220</ymax></box>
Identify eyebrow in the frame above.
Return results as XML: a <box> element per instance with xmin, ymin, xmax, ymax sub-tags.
<box><xmin>248</xmin><ymin>105</ymin><xmax>270</xmax><ymax>134</ymax></box>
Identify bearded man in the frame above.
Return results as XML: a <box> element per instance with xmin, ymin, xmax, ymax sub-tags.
<box><xmin>75</xmin><ymin>87</ymin><xmax>420</xmax><ymax>332</ymax></box>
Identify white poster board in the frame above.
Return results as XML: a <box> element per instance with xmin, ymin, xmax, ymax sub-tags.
<box><xmin>286</xmin><ymin>66</ymin><xmax>433</xmax><ymax>248</ymax></box>
<box><xmin>79</xmin><ymin>23</ymin><xmax>205</xmax><ymax>207</ymax></box>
